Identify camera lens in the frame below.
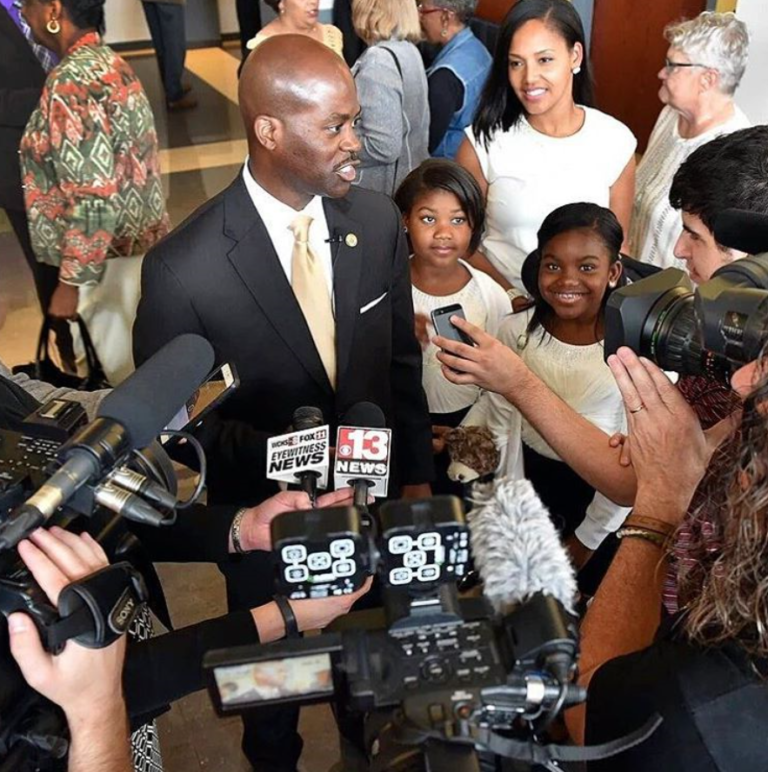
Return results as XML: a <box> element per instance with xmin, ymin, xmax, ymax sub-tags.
<box><xmin>651</xmin><ymin>297</ymin><xmax>733</xmax><ymax>381</ymax></box>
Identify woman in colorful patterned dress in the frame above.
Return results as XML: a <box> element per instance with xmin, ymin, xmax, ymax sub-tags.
<box><xmin>19</xmin><ymin>0</ymin><xmax>169</xmax><ymax>386</ymax></box>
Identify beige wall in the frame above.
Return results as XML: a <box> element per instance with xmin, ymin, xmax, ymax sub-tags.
<box><xmin>735</xmin><ymin>0</ymin><xmax>768</xmax><ymax>124</ymax></box>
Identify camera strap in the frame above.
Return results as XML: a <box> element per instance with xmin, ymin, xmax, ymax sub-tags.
<box><xmin>393</xmin><ymin>713</ymin><xmax>662</xmax><ymax>766</ymax></box>
<box><xmin>45</xmin><ymin>562</ymin><xmax>148</xmax><ymax>652</ymax></box>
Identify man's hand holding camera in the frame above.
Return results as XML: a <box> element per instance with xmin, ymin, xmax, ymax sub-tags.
<box><xmin>7</xmin><ymin>528</ymin><xmax>132</xmax><ymax>772</ymax></box>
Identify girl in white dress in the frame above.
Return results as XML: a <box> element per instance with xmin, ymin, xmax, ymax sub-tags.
<box><xmin>395</xmin><ymin>159</ymin><xmax>510</xmax><ymax>494</ymax></box>
<box><xmin>463</xmin><ymin>202</ymin><xmax>630</xmax><ymax>592</ymax></box>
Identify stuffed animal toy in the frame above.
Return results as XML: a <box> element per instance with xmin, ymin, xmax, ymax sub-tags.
<box><xmin>445</xmin><ymin>426</ymin><xmax>500</xmax><ymax>483</ymax></box>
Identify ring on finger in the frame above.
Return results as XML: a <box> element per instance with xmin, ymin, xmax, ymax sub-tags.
<box><xmin>629</xmin><ymin>404</ymin><xmax>646</xmax><ymax>414</ymax></box>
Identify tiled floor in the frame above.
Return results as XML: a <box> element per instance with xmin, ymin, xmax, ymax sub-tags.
<box><xmin>0</xmin><ymin>45</ymin><xmax>340</xmax><ymax>772</ymax></box>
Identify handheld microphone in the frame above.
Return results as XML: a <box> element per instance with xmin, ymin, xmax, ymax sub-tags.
<box><xmin>293</xmin><ymin>407</ymin><xmax>326</xmax><ymax>505</ymax></box>
<box><xmin>334</xmin><ymin>402</ymin><xmax>391</xmax><ymax>512</ymax></box>
<box><xmin>266</xmin><ymin>408</ymin><xmax>330</xmax><ymax>502</ymax></box>
<box><xmin>0</xmin><ymin>334</ymin><xmax>215</xmax><ymax>549</ymax></box>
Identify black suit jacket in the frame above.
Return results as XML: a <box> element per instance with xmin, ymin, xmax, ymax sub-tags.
<box><xmin>0</xmin><ymin>8</ymin><xmax>45</xmax><ymax>212</ymax></box>
<box><xmin>134</xmin><ymin>174</ymin><xmax>433</xmax><ymax>505</ymax></box>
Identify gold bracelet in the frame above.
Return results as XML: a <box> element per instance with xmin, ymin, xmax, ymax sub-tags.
<box><xmin>616</xmin><ymin>527</ymin><xmax>667</xmax><ymax>549</ymax></box>
<box><xmin>230</xmin><ymin>507</ymin><xmax>249</xmax><ymax>554</ymax></box>
<box><xmin>624</xmin><ymin>514</ymin><xmax>677</xmax><ymax>538</ymax></box>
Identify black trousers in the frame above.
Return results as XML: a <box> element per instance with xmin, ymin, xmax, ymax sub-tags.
<box><xmin>522</xmin><ymin>444</ymin><xmax>619</xmax><ymax>596</ymax></box>
<box><xmin>220</xmin><ymin>552</ymin><xmax>303</xmax><ymax>772</ymax></box>
<box><xmin>236</xmin><ymin>0</ymin><xmax>262</xmax><ymax>61</ymax></box>
<box><xmin>4</xmin><ymin>207</ymin><xmax>74</xmax><ymax>367</ymax></box>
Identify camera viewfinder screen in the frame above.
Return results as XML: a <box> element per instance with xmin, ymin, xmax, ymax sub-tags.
<box><xmin>214</xmin><ymin>653</ymin><xmax>333</xmax><ymax>708</ymax></box>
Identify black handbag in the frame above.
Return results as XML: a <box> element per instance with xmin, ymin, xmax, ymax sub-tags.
<box><xmin>13</xmin><ymin>315</ymin><xmax>111</xmax><ymax>391</ymax></box>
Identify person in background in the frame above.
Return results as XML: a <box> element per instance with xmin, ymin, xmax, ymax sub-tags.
<box><xmin>418</xmin><ymin>0</ymin><xmax>491</xmax><ymax>159</ymax></box>
<box><xmin>628</xmin><ymin>12</ymin><xmax>750</xmax><ymax>269</ymax></box>
<box><xmin>0</xmin><ymin>1</ymin><xmax>74</xmax><ymax>370</ymax></box>
<box><xmin>394</xmin><ymin>159</ymin><xmax>508</xmax><ymax>494</ymax></box>
<box><xmin>350</xmin><ymin>0</ymin><xmax>429</xmax><ymax>196</ymax></box>
<box><xmin>140</xmin><ymin>0</ymin><xmax>196</xmax><ymax>110</ymax></box>
<box><xmin>461</xmin><ymin>203</ymin><xmax>629</xmax><ymax>587</ymax></box>
<box><xmin>19</xmin><ymin>0</ymin><xmax>170</xmax><ymax>386</ymax></box>
<box><xmin>247</xmin><ymin>0</ymin><xmax>343</xmax><ymax>57</ymax></box>
<box><xmin>457</xmin><ymin>0</ymin><xmax>636</xmax><ymax>300</ymax></box>
<box><xmin>236</xmin><ymin>0</ymin><xmax>261</xmax><ymax>62</ymax></box>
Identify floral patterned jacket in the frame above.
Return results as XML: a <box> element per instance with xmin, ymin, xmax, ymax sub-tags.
<box><xmin>20</xmin><ymin>32</ymin><xmax>169</xmax><ymax>286</ymax></box>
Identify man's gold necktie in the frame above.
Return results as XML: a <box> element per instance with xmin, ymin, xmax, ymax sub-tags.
<box><xmin>289</xmin><ymin>214</ymin><xmax>336</xmax><ymax>388</ymax></box>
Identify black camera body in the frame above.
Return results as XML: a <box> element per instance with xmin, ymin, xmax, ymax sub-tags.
<box><xmin>605</xmin><ymin>209</ymin><xmax>768</xmax><ymax>379</ymax></box>
<box><xmin>206</xmin><ymin>499</ymin><xmax>583</xmax><ymax>771</ymax></box>
<box><xmin>606</xmin><ymin>255</ymin><xmax>768</xmax><ymax>379</ymax></box>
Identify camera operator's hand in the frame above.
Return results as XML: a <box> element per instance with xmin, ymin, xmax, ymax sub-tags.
<box><xmin>607</xmin><ymin>348</ymin><xmax>725</xmax><ymax>520</ymax></box>
<box><xmin>234</xmin><ymin>488</ymin><xmax>357</xmax><ymax>553</ymax></box>
<box><xmin>292</xmin><ymin>576</ymin><xmax>374</xmax><ymax>632</ymax></box>
<box><xmin>252</xmin><ymin>577</ymin><xmax>374</xmax><ymax>643</ymax></box>
<box><xmin>7</xmin><ymin>527</ymin><xmax>132</xmax><ymax>772</ymax></box>
<box><xmin>434</xmin><ymin>316</ymin><xmax>529</xmax><ymax>396</ymax></box>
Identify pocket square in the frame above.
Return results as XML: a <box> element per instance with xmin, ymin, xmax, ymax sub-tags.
<box><xmin>359</xmin><ymin>292</ymin><xmax>388</xmax><ymax>314</ymax></box>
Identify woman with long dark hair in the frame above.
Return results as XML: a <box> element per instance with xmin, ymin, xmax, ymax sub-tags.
<box><xmin>456</xmin><ymin>0</ymin><xmax>636</xmax><ymax>298</ymax></box>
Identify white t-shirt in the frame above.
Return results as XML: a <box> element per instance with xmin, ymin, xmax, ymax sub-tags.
<box><xmin>628</xmin><ymin>105</ymin><xmax>751</xmax><ymax>269</ymax></box>
<box><xmin>412</xmin><ymin>260</ymin><xmax>510</xmax><ymax>414</ymax></box>
<box><xmin>465</xmin><ymin>107</ymin><xmax>637</xmax><ymax>289</ymax></box>
<box><xmin>463</xmin><ymin>310</ymin><xmax>630</xmax><ymax>549</ymax></box>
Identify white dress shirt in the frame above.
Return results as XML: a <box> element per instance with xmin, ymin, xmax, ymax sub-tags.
<box><xmin>242</xmin><ymin>160</ymin><xmax>334</xmax><ymax>296</ymax></box>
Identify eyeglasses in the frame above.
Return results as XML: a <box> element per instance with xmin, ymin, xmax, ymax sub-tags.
<box><xmin>417</xmin><ymin>3</ymin><xmax>443</xmax><ymax>15</ymax></box>
<box><xmin>664</xmin><ymin>58</ymin><xmax>713</xmax><ymax>73</ymax></box>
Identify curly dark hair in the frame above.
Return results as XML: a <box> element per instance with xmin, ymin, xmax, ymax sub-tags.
<box><xmin>39</xmin><ymin>0</ymin><xmax>106</xmax><ymax>31</ymax></box>
<box><xmin>669</xmin><ymin>125</ymin><xmax>768</xmax><ymax>241</ymax></box>
<box><xmin>678</xmin><ymin>348</ymin><xmax>768</xmax><ymax>659</ymax></box>
<box><xmin>472</xmin><ymin>0</ymin><xmax>594</xmax><ymax>149</ymax></box>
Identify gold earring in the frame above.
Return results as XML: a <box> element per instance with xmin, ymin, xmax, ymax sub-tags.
<box><xmin>46</xmin><ymin>17</ymin><xmax>61</xmax><ymax>34</ymax></box>
<box><xmin>441</xmin><ymin>28</ymin><xmax>448</xmax><ymax>38</ymax></box>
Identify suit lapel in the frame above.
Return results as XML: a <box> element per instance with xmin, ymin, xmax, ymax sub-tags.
<box><xmin>224</xmin><ymin>174</ymin><xmax>333</xmax><ymax>395</ymax></box>
<box><xmin>324</xmin><ymin>196</ymin><xmax>363</xmax><ymax>388</ymax></box>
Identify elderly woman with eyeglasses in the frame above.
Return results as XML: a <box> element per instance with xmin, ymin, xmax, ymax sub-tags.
<box><xmin>418</xmin><ymin>0</ymin><xmax>491</xmax><ymax>159</ymax></box>
<box><xmin>628</xmin><ymin>12</ymin><xmax>750</xmax><ymax>269</ymax></box>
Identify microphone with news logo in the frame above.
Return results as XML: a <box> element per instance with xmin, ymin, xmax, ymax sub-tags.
<box><xmin>266</xmin><ymin>407</ymin><xmax>330</xmax><ymax>505</ymax></box>
<box><xmin>334</xmin><ymin>402</ymin><xmax>391</xmax><ymax>512</ymax></box>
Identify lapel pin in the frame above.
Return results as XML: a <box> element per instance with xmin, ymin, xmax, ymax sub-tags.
<box><xmin>345</xmin><ymin>233</ymin><xmax>358</xmax><ymax>248</ymax></box>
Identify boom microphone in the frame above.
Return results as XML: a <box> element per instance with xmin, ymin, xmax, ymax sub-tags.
<box><xmin>0</xmin><ymin>334</ymin><xmax>215</xmax><ymax>548</ymax></box>
<box><xmin>468</xmin><ymin>478</ymin><xmax>577</xmax><ymax>615</ymax></box>
<box><xmin>714</xmin><ymin>208</ymin><xmax>768</xmax><ymax>257</ymax></box>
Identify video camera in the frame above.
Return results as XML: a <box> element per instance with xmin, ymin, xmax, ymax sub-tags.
<box><xmin>605</xmin><ymin>209</ymin><xmax>768</xmax><ymax>380</ymax></box>
<box><xmin>205</xmin><ymin>480</ymin><xmax>638</xmax><ymax>772</ymax></box>
<box><xmin>0</xmin><ymin>334</ymin><xmax>216</xmax><ymax>771</ymax></box>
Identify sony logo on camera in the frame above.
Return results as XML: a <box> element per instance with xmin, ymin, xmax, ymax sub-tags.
<box><xmin>110</xmin><ymin>588</ymin><xmax>138</xmax><ymax>633</ymax></box>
